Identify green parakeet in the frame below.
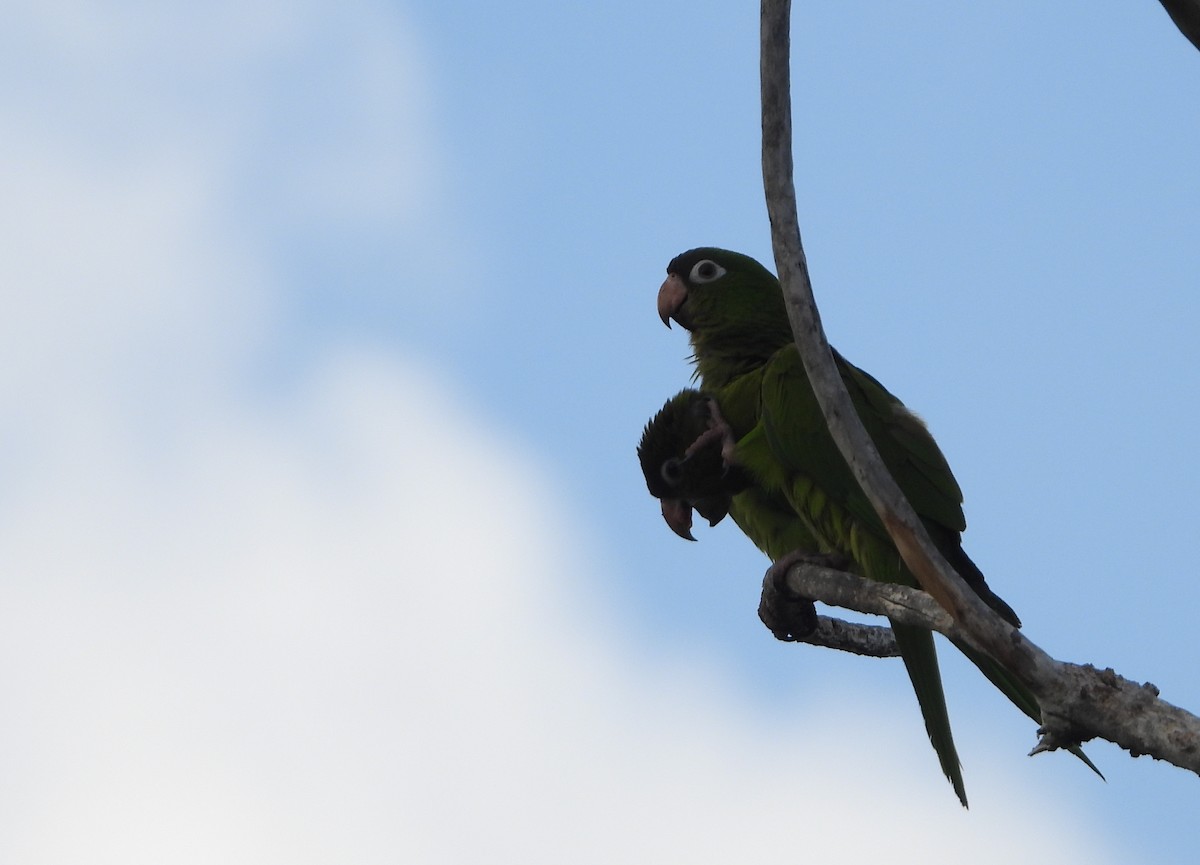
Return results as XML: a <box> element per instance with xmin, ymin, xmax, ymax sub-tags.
<box><xmin>639</xmin><ymin>388</ymin><xmax>832</xmax><ymax>637</ymax></box>
<box><xmin>654</xmin><ymin>246</ymin><xmax>1097</xmax><ymax>805</ymax></box>
<box><xmin>638</xmin><ymin>388</ymin><xmax>828</xmax><ymax>571</ymax></box>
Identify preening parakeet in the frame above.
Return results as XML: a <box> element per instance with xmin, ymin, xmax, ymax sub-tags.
<box><xmin>639</xmin><ymin>388</ymin><xmax>826</xmax><ymax>568</ymax></box>
<box><xmin>637</xmin><ymin>389</ymin><xmax>750</xmax><ymax>540</ymax></box>
<box><xmin>654</xmin><ymin>247</ymin><xmax>1098</xmax><ymax>805</ymax></box>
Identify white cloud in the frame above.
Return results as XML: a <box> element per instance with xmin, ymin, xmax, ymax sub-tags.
<box><xmin>0</xmin><ymin>360</ymin><xmax>1121</xmax><ymax>839</ymax></box>
<box><xmin>0</xmin><ymin>2</ymin><xmax>1118</xmax><ymax>862</ymax></box>
<box><xmin>0</xmin><ymin>344</ymin><xmax>1119</xmax><ymax>864</ymax></box>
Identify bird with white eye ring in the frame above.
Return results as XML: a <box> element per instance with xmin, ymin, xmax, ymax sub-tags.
<box><xmin>650</xmin><ymin>245</ymin><xmax>1103</xmax><ymax>806</ymax></box>
<box><xmin>690</xmin><ymin>259</ymin><xmax>726</xmax><ymax>283</ymax></box>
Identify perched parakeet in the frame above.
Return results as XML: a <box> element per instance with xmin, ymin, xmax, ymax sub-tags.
<box><xmin>638</xmin><ymin>388</ymin><xmax>827</xmax><ymax>568</ymax></box>
<box><xmin>654</xmin><ymin>246</ymin><xmax>1097</xmax><ymax>805</ymax></box>
<box><xmin>637</xmin><ymin>389</ymin><xmax>750</xmax><ymax>540</ymax></box>
<box><xmin>639</xmin><ymin>388</ymin><xmax>831</xmax><ymax>637</ymax></box>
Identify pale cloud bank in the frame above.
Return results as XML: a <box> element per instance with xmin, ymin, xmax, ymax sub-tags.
<box><xmin>0</xmin><ymin>342</ymin><xmax>1117</xmax><ymax>863</ymax></box>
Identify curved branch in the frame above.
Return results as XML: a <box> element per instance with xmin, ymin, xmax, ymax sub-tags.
<box><xmin>759</xmin><ymin>0</ymin><xmax>1030</xmax><ymax>677</ymax></box>
<box><xmin>792</xmin><ymin>613</ymin><xmax>899</xmax><ymax>658</ymax></box>
<box><xmin>759</xmin><ymin>0</ymin><xmax>1200</xmax><ymax>775</ymax></box>
<box><xmin>778</xmin><ymin>563</ymin><xmax>958</xmax><ymax>635</ymax></box>
<box><xmin>780</xmin><ymin>562</ymin><xmax>1200</xmax><ymax>771</ymax></box>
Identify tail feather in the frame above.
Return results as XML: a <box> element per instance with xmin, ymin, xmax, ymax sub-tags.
<box><xmin>890</xmin><ymin>619</ymin><xmax>968</xmax><ymax>807</ymax></box>
<box><xmin>929</xmin><ymin>536</ymin><xmax>1102</xmax><ymax>779</ymax></box>
<box><xmin>953</xmin><ymin>639</ymin><xmax>1105</xmax><ymax>780</ymax></box>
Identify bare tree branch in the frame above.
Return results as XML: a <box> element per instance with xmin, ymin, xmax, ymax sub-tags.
<box><xmin>759</xmin><ymin>0</ymin><xmax>1200</xmax><ymax>776</ymax></box>
<box><xmin>791</xmin><ymin>613</ymin><xmax>899</xmax><ymax>658</ymax></box>
<box><xmin>782</xmin><ymin>562</ymin><xmax>1200</xmax><ymax>770</ymax></box>
<box><xmin>1160</xmin><ymin>0</ymin><xmax>1200</xmax><ymax>53</ymax></box>
<box><xmin>760</xmin><ymin>0</ymin><xmax>1023</xmax><ymax>672</ymax></box>
<box><xmin>779</xmin><ymin>564</ymin><xmax>958</xmax><ymax>636</ymax></box>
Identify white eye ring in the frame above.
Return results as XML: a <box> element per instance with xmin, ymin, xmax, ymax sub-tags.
<box><xmin>689</xmin><ymin>259</ymin><xmax>726</xmax><ymax>284</ymax></box>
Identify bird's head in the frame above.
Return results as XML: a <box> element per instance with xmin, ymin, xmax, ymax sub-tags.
<box><xmin>637</xmin><ymin>389</ymin><xmax>749</xmax><ymax>541</ymax></box>
<box><xmin>657</xmin><ymin>248</ymin><xmax>793</xmax><ymax>385</ymax></box>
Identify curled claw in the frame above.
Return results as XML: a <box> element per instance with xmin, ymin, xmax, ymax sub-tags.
<box><xmin>757</xmin><ymin>550</ymin><xmax>851</xmax><ymax>641</ymax></box>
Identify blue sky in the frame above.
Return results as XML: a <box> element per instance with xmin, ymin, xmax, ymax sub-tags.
<box><xmin>1</xmin><ymin>1</ymin><xmax>1198</xmax><ymax>861</ymax></box>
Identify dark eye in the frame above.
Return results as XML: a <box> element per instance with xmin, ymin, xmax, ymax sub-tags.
<box><xmin>690</xmin><ymin>259</ymin><xmax>726</xmax><ymax>284</ymax></box>
<box><xmin>660</xmin><ymin>458</ymin><xmax>685</xmax><ymax>487</ymax></box>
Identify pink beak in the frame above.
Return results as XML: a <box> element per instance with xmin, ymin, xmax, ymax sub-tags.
<box><xmin>657</xmin><ymin>273</ymin><xmax>687</xmax><ymax>328</ymax></box>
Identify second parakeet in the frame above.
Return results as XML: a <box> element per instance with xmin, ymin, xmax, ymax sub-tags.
<box><xmin>637</xmin><ymin>388</ymin><xmax>750</xmax><ymax>540</ymax></box>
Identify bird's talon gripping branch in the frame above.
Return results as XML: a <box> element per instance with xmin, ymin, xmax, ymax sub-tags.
<box><xmin>1031</xmin><ymin>719</ymin><xmax>1095</xmax><ymax>756</ymax></box>
<box><xmin>1029</xmin><ymin>717</ymin><xmax>1104</xmax><ymax>778</ymax></box>
<box><xmin>757</xmin><ymin>549</ymin><xmax>848</xmax><ymax>641</ymax></box>
<box><xmin>772</xmin><ymin>548</ymin><xmax>853</xmax><ymax>593</ymax></box>
<box><xmin>758</xmin><ymin>571</ymin><xmax>817</xmax><ymax>641</ymax></box>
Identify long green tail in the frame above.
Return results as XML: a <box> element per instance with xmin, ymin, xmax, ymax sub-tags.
<box><xmin>891</xmin><ymin>619</ymin><xmax>968</xmax><ymax>807</ymax></box>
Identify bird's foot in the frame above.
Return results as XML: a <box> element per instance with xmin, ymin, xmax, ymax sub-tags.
<box><xmin>683</xmin><ymin>396</ymin><xmax>739</xmax><ymax>467</ymax></box>
<box><xmin>758</xmin><ymin>550</ymin><xmax>851</xmax><ymax>641</ymax></box>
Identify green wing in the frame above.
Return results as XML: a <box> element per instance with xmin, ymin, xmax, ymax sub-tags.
<box><xmin>754</xmin><ymin>345</ymin><xmax>965</xmax><ymax>543</ymax></box>
<box><xmin>745</xmin><ymin>344</ymin><xmax>1101</xmax><ymax>796</ymax></box>
<box><xmin>724</xmin><ymin>346</ymin><xmax>967</xmax><ymax>805</ymax></box>
<box><xmin>835</xmin><ymin>348</ymin><xmax>967</xmax><ymax>535</ymax></box>
<box><xmin>753</xmin><ymin>346</ymin><xmax>1019</xmax><ymax>623</ymax></box>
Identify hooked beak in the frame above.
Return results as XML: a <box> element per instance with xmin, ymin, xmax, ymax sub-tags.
<box><xmin>657</xmin><ymin>273</ymin><xmax>689</xmax><ymax>329</ymax></box>
<box><xmin>660</xmin><ymin>498</ymin><xmax>696</xmax><ymax>541</ymax></box>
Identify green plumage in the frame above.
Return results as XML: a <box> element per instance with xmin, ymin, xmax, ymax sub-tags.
<box><xmin>653</xmin><ymin>246</ymin><xmax>1098</xmax><ymax>805</ymax></box>
<box><xmin>639</xmin><ymin>388</ymin><xmax>820</xmax><ymax>554</ymax></box>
